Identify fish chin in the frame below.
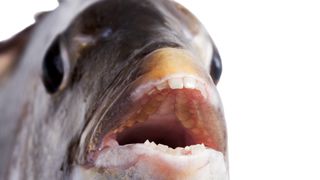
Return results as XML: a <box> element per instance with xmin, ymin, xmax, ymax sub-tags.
<box><xmin>72</xmin><ymin>142</ymin><xmax>228</xmax><ymax>180</ymax></box>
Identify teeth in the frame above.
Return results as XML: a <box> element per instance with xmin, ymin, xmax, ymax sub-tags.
<box><xmin>150</xmin><ymin>77</ymin><xmax>208</xmax><ymax>100</ymax></box>
<box><xmin>112</xmin><ymin>76</ymin><xmax>210</xmax><ymax>149</ymax></box>
<box><xmin>147</xmin><ymin>88</ymin><xmax>156</xmax><ymax>95</ymax></box>
<box><xmin>192</xmin><ymin>144</ymin><xmax>206</xmax><ymax>153</ymax></box>
<box><xmin>175</xmin><ymin>147</ymin><xmax>184</xmax><ymax>151</ymax></box>
<box><xmin>158</xmin><ymin>144</ymin><xmax>169</xmax><ymax>151</ymax></box>
<box><xmin>132</xmin><ymin>75</ymin><xmax>210</xmax><ymax>101</ymax></box>
<box><xmin>156</xmin><ymin>81</ymin><xmax>169</xmax><ymax>91</ymax></box>
<box><xmin>144</xmin><ymin>140</ymin><xmax>151</xmax><ymax>144</ymax></box>
<box><xmin>150</xmin><ymin>141</ymin><xmax>157</xmax><ymax>147</ymax></box>
<box><xmin>168</xmin><ymin>78</ymin><xmax>184</xmax><ymax>89</ymax></box>
<box><xmin>183</xmin><ymin>77</ymin><xmax>196</xmax><ymax>89</ymax></box>
<box><xmin>143</xmin><ymin>139</ymin><xmax>207</xmax><ymax>155</ymax></box>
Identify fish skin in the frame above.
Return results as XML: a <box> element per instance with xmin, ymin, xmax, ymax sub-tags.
<box><xmin>0</xmin><ymin>0</ymin><xmax>226</xmax><ymax>179</ymax></box>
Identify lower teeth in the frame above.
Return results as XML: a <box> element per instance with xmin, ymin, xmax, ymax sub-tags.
<box><xmin>142</xmin><ymin>140</ymin><xmax>206</xmax><ymax>155</ymax></box>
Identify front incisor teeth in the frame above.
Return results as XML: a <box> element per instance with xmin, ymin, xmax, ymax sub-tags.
<box><xmin>183</xmin><ymin>77</ymin><xmax>196</xmax><ymax>89</ymax></box>
<box><xmin>168</xmin><ymin>78</ymin><xmax>184</xmax><ymax>89</ymax></box>
<box><xmin>147</xmin><ymin>77</ymin><xmax>208</xmax><ymax>101</ymax></box>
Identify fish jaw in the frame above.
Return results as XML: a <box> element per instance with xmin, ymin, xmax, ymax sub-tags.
<box><xmin>77</xmin><ymin>48</ymin><xmax>228</xmax><ymax>179</ymax></box>
<box><xmin>72</xmin><ymin>143</ymin><xmax>228</xmax><ymax>180</ymax></box>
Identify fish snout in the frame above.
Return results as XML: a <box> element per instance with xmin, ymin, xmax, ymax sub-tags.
<box><xmin>137</xmin><ymin>47</ymin><xmax>214</xmax><ymax>88</ymax></box>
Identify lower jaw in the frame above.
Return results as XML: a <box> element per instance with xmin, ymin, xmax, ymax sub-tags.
<box><xmin>72</xmin><ymin>142</ymin><xmax>228</xmax><ymax>180</ymax></box>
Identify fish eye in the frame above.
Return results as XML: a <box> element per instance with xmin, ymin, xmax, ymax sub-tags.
<box><xmin>210</xmin><ymin>45</ymin><xmax>222</xmax><ymax>84</ymax></box>
<box><xmin>42</xmin><ymin>35</ymin><xmax>69</xmax><ymax>94</ymax></box>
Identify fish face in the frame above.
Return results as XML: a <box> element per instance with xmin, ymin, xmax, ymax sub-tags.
<box><xmin>0</xmin><ymin>0</ymin><xmax>227</xmax><ymax>179</ymax></box>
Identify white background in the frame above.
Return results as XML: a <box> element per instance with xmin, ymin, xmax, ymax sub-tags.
<box><xmin>1</xmin><ymin>0</ymin><xmax>320</xmax><ymax>179</ymax></box>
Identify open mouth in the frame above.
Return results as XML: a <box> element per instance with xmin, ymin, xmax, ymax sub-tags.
<box><xmin>81</xmin><ymin>75</ymin><xmax>228</xmax><ymax>178</ymax></box>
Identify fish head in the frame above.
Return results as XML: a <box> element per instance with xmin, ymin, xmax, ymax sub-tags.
<box><xmin>1</xmin><ymin>0</ymin><xmax>227</xmax><ymax>179</ymax></box>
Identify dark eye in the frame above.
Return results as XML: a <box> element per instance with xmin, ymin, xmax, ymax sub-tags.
<box><xmin>210</xmin><ymin>45</ymin><xmax>222</xmax><ymax>84</ymax></box>
<box><xmin>42</xmin><ymin>35</ymin><xmax>65</xmax><ymax>93</ymax></box>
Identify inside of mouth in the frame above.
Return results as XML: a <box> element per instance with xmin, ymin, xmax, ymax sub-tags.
<box><xmin>116</xmin><ymin>113</ymin><xmax>196</xmax><ymax>148</ymax></box>
<box><xmin>101</xmin><ymin>88</ymin><xmax>215</xmax><ymax>151</ymax></box>
<box><xmin>88</xmin><ymin>87</ymin><xmax>228</xmax><ymax>178</ymax></box>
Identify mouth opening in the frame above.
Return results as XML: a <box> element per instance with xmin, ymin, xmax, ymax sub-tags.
<box><xmin>81</xmin><ymin>75</ymin><xmax>228</xmax><ymax>178</ymax></box>
<box><xmin>115</xmin><ymin>106</ymin><xmax>197</xmax><ymax>148</ymax></box>
<box><xmin>94</xmin><ymin>75</ymin><xmax>225</xmax><ymax>154</ymax></box>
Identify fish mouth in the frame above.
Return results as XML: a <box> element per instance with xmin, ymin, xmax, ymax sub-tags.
<box><xmin>85</xmin><ymin>76</ymin><xmax>227</xmax><ymax>178</ymax></box>
<box><xmin>78</xmin><ymin>48</ymin><xmax>227</xmax><ymax>179</ymax></box>
<box><xmin>105</xmin><ymin>76</ymin><xmax>223</xmax><ymax>151</ymax></box>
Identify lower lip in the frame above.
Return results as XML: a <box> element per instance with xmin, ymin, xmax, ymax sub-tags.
<box><xmin>74</xmin><ymin>142</ymin><xmax>228</xmax><ymax>180</ymax></box>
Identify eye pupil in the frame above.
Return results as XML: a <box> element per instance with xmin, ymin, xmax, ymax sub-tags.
<box><xmin>42</xmin><ymin>36</ymin><xmax>64</xmax><ymax>93</ymax></box>
<box><xmin>210</xmin><ymin>48</ymin><xmax>222</xmax><ymax>84</ymax></box>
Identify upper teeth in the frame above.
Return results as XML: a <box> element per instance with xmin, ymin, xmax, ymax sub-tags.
<box><xmin>168</xmin><ymin>78</ymin><xmax>184</xmax><ymax>89</ymax></box>
<box><xmin>155</xmin><ymin>76</ymin><xmax>207</xmax><ymax>99</ymax></box>
<box><xmin>183</xmin><ymin>77</ymin><xmax>196</xmax><ymax>89</ymax></box>
<box><xmin>131</xmin><ymin>75</ymin><xmax>209</xmax><ymax>102</ymax></box>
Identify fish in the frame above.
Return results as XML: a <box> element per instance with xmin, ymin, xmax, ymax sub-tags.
<box><xmin>0</xmin><ymin>0</ymin><xmax>228</xmax><ymax>179</ymax></box>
